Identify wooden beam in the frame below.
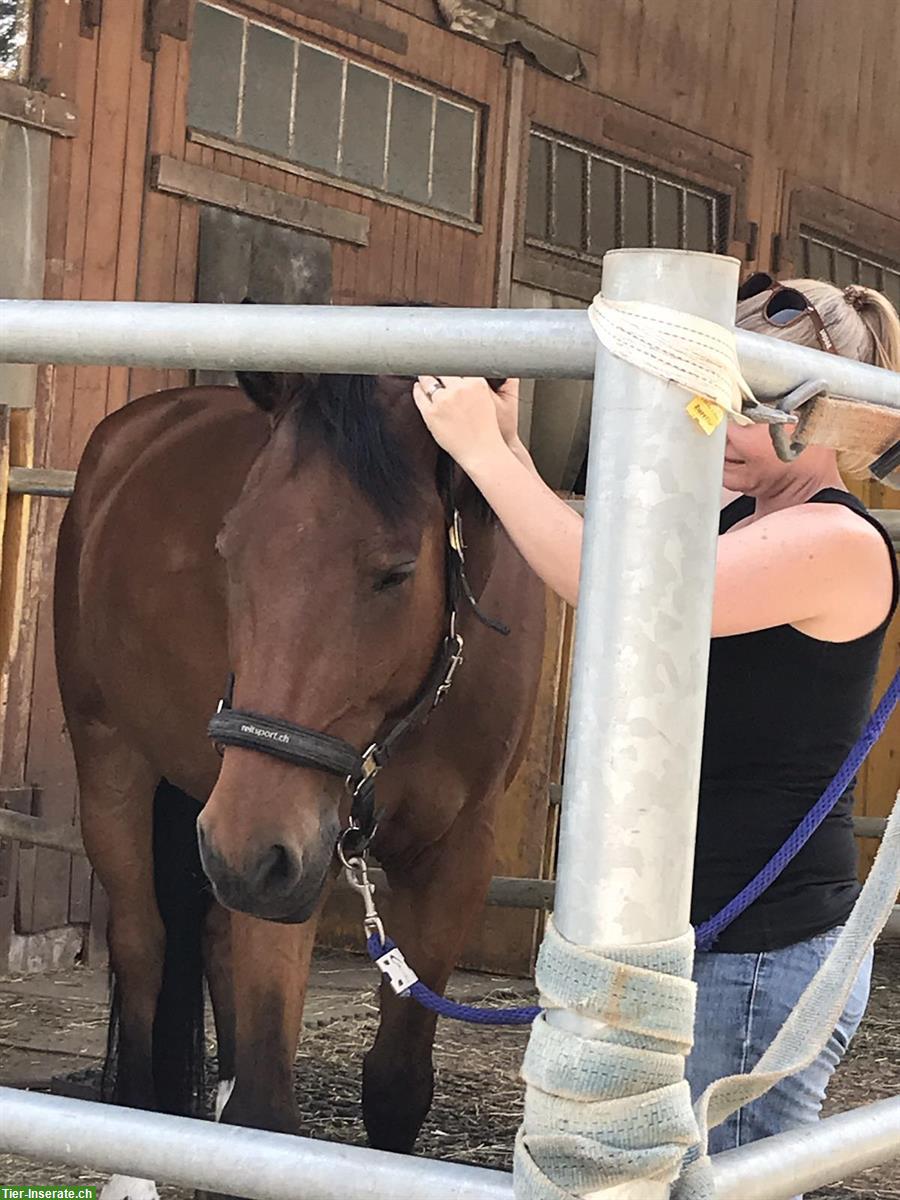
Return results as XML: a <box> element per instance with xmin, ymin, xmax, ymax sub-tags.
<box><xmin>8</xmin><ymin>467</ymin><xmax>75</xmax><ymax>498</ymax></box>
<box><xmin>0</xmin><ymin>80</ymin><xmax>78</xmax><ymax>138</ymax></box>
<box><xmin>143</xmin><ymin>0</ymin><xmax>190</xmax><ymax>55</ymax></box>
<box><xmin>152</xmin><ymin>155</ymin><xmax>369</xmax><ymax>247</ymax></box>
<box><xmin>273</xmin><ymin>0</ymin><xmax>407</xmax><ymax>55</ymax></box>
<box><xmin>0</xmin><ymin>411</ymin><xmax>35</xmax><ymax>670</ymax></box>
<box><xmin>513</xmin><ymin>250</ymin><xmax>598</xmax><ymax>303</ymax></box>
<box><xmin>0</xmin><ymin>810</ymin><xmax>86</xmax><ymax>858</ymax></box>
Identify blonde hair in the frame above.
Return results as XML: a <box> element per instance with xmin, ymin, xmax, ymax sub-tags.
<box><xmin>736</xmin><ymin>278</ymin><xmax>900</xmax><ymax>479</ymax></box>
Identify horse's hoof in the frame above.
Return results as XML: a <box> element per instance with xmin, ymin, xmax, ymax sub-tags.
<box><xmin>362</xmin><ymin>1055</ymin><xmax>433</xmax><ymax>1153</ymax></box>
<box><xmin>99</xmin><ymin>1177</ymin><xmax>160</xmax><ymax>1200</ymax></box>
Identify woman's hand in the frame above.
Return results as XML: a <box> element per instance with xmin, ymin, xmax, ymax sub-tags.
<box><xmin>413</xmin><ymin>375</ymin><xmax>509</xmax><ymax>474</ymax></box>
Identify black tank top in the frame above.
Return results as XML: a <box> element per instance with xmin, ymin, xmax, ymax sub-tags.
<box><xmin>691</xmin><ymin>488</ymin><xmax>898</xmax><ymax>952</ymax></box>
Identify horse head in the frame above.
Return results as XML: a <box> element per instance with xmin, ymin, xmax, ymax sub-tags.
<box><xmin>196</xmin><ymin>368</ymin><xmax>464</xmax><ymax>922</ymax></box>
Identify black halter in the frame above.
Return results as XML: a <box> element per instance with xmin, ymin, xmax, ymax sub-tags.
<box><xmin>207</xmin><ymin>477</ymin><xmax>508</xmax><ymax>859</ymax></box>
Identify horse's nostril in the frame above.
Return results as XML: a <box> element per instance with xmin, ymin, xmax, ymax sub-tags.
<box><xmin>257</xmin><ymin>842</ymin><xmax>299</xmax><ymax>892</ymax></box>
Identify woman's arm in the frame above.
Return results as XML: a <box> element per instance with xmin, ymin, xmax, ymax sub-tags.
<box><xmin>489</xmin><ymin>378</ymin><xmax>542</xmax><ymax>479</ymax></box>
<box><xmin>413</xmin><ymin>376</ymin><xmax>893</xmax><ymax>637</ymax></box>
<box><xmin>415</xmin><ymin>375</ymin><xmax>582</xmax><ymax>603</ymax></box>
<box><xmin>464</xmin><ymin>443</ymin><xmax>584</xmax><ymax>606</ymax></box>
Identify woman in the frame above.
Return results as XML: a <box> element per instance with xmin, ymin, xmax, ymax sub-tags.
<box><xmin>412</xmin><ymin>278</ymin><xmax>900</xmax><ymax>1164</ymax></box>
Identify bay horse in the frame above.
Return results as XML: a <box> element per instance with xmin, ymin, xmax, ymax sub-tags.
<box><xmin>54</xmin><ymin>363</ymin><xmax>545</xmax><ymax>1197</ymax></box>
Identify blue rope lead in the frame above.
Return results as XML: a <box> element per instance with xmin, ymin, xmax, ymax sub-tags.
<box><xmin>358</xmin><ymin>668</ymin><xmax>900</xmax><ymax>1012</ymax></box>
<box><xmin>695</xmin><ymin>665</ymin><xmax>900</xmax><ymax>951</ymax></box>
<box><xmin>366</xmin><ymin>933</ymin><xmax>541</xmax><ymax>1025</ymax></box>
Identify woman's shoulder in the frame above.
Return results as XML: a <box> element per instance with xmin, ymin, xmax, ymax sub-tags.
<box><xmin>757</xmin><ymin>494</ymin><xmax>888</xmax><ymax>559</ymax></box>
<box><xmin>763</xmin><ymin>497</ymin><xmax>895</xmax><ymax>638</ymax></box>
<box><xmin>713</xmin><ymin>492</ymin><xmax>896</xmax><ymax>641</ymax></box>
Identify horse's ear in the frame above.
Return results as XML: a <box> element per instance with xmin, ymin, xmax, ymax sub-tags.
<box><xmin>236</xmin><ymin>368</ymin><xmax>286</xmax><ymax>413</ymax></box>
<box><xmin>235</xmin><ymin>297</ymin><xmax>299</xmax><ymax>416</ymax></box>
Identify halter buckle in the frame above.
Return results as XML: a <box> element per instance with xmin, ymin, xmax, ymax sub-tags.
<box><xmin>345</xmin><ymin>742</ymin><xmax>381</xmax><ymax>799</ymax></box>
<box><xmin>448</xmin><ymin>508</ymin><xmax>465</xmax><ymax>559</ymax></box>
<box><xmin>434</xmin><ymin>631</ymin><xmax>465</xmax><ymax>708</ymax></box>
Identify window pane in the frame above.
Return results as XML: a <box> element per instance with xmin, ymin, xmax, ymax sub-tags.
<box><xmin>654</xmin><ymin>182</ymin><xmax>681</xmax><ymax>249</ymax></box>
<box><xmin>804</xmin><ymin>238</ymin><xmax>832</xmax><ymax>281</ymax></box>
<box><xmin>341</xmin><ymin>64</ymin><xmax>389</xmax><ymax>187</ymax></box>
<box><xmin>685</xmin><ymin>192</ymin><xmax>712</xmax><ymax>251</ymax></box>
<box><xmin>242</xmin><ymin>24</ymin><xmax>294</xmax><ymax>157</ymax></box>
<box><xmin>526</xmin><ymin>134</ymin><xmax>551</xmax><ymax>241</ymax></box>
<box><xmin>387</xmin><ymin>84</ymin><xmax>431</xmax><ymax>204</ymax></box>
<box><xmin>833</xmin><ymin>252</ymin><xmax>857</xmax><ymax>286</ymax></box>
<box><xmin>624</xmin><ymin>171</ymin><xmax>651</xmax><ymax>246</ymax></box>
<box><xmin>432</xmin><ymin>100</ymin><xmax>476</xmax><ymax>217</ymax></box>
<box><xmin>554</xmin><ymin>145</ymin><xmax>585</xmax><ymax>249</ymax></box>
<box><xmin>588</xmin><ymin>158</ymin><xmax>618</xmax><ymax>256</ymax></box>
<box><xmin>884</xmin><ymin>271</ymin><xmax>900</xmax><ymax>313</ymax></box>
<box><xmin>293</xmin><ymin>45</ymin><xmax>342</xmax><ymax>174</ymax></box>
<box><xmin>188</xmin><ymin>3</ymin><xmax>244</xmax><ymax>139</ymax></box>
<box><xmin>858</xmin><ymin>260</ymin><xmax>880</xmax><ymax>288</ymax></box>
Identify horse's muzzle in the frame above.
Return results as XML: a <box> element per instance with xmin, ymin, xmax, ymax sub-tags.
<box><xmin>196</xmin><ymin>818</ymin><xmax>335</xmax><ymax>923</ymax></box>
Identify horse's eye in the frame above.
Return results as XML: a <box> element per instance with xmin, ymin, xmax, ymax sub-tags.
<box><xmin>376</xmin><ymin>563</ymin><xmax>415</xmax><ymax>592</ymax></box>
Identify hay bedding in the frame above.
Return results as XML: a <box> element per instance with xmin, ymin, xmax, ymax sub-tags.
<box><xmin>1</xmin><ymin>949</ymin><xmax>898</xmax><ymax>1197</ymax></box>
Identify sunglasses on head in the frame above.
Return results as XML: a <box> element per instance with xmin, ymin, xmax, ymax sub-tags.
<box><xmin>738</xmin><ymin>272</ymin><xmax>838</xmax><ymax>356</ymax></box>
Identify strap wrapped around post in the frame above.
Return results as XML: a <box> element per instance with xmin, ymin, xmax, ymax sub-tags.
<box><xmin>514</xmin><ymin>921</ymin><xmax>700</xmax><ymax>1198</ymax></box>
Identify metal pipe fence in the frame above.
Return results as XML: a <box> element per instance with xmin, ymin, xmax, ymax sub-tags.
<box><xmin>1</xmin><ymin>253</ymin><xmax>900</xmax><ymax>1199</ymax></box>
<box><xmin>1</xmin><ymin>1086</ymin><xmax>899</xmax><ymax>1200</ymax></box>
<box><xmin>4</xmin><ymin>297</ymin><xmax>900</xmax><ymax>414</ymax></box>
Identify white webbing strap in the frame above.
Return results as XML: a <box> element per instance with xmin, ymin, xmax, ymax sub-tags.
<box><xmin>673</xmin><ymin>787</ymin><xmax>900</xmax><ymax>1199</ymax></box>
<box><xmin>513</xmin><ymin>923</ymin><xmax>701</xmax><ymax>1196</ymax></box>
<box><xmin>588</xmin><ymin>295</ymin><xmax>755</xmax><ymax>424</ymax></box>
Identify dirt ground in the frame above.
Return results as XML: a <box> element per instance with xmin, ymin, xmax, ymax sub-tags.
<box><xmin>1</xmin><ymin>942</ymin><xmax>898</xmax><ymax>1198</ymax></box>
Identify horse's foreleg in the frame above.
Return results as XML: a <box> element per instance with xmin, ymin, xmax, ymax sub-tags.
<box><xmin>363</xmin><ymin>805</ymin><xmax>495</xmax><ymax>1153</ymax></box>
<box><xmin>76</xmin><ymin>736</ymin><xmax>164</xmax><ymax>1111</ymax></box>
<box><xmin>216</xmin><ymin>910</ymin><xmax>320</xmax><ymax>1135</ymax></box>
<box><xmin>74</xmin><ymin>732</ymin><xmax>165</xmax><ymax>1200</ymax></box>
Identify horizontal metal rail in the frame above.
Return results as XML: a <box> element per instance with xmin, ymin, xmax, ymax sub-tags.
<box><xmin>0</xmin><ymin>808</ymin><xmax>887</xmax><ymax>871</ymax></box>
<box><xmin>709</xmin><ymin>1094</ymin><xmax>900</xmax><ymax>1200</ymax></box>
<box><xmin>4</xmin><ymin>302</ymin><xmax>900</xmax><ymax>414</ymax></box>
<box><xmin>1</xmin><ymin>1086</ymin><xmax>899</xmax><ymax>1200</ymax></box>
<box><xmin>2</xmin><ymin>810</ymin><xmax>897</xmax><ymax>936</ymax></box>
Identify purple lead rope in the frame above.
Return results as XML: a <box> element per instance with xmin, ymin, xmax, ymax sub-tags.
<box><xmin>695</xmin><ymin>666</ymin><xmax>900</xmax><ymax>951</ymax></box>
<box><xmin>349</xmin><ymin>669</ymin><xmax>900</xmax><ymax>1019</ymax></box>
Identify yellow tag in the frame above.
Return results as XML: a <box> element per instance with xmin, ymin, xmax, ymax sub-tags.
<box><xmin>686</xmin><ymin>396</ymin><xmax>724</xmax><ymax>436</ymax></box>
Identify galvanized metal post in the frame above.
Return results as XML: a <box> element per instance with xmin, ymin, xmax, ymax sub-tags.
<box><xmin>542</xmin><ymin>249</ymin><xmax>739</xmax><ymax>1199</ymax></box>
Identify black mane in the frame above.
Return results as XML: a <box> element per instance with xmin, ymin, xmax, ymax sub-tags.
<box><xmin>287</xmin><ymin>373</ymin><xmax>494</xmax><ymax>526</ymax></box>
<box><xmin>288</xmin><ymin>373</ymin><xmax>418</xmax><ymax>522</ymax></box>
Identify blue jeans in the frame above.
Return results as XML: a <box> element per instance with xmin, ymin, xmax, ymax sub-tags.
<box><xmin>686</xmin><ymin>926</ymin><xmax>873</xmax><ymax>1195</ymax></box>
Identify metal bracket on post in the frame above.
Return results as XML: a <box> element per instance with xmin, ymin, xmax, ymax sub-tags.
<box><xmin>143</xmin><ymin>0</ymin><xmax>190</xmax><ymax>55</ymax></box>
<box><xmin>80</xmin><ymin>0</ymin><xmax>103</xmax><ymax>37</ymax></box>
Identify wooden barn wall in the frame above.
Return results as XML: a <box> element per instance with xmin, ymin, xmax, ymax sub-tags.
<box><xmin>3</xmin><ymin>0</ymin><xmax>900</xmax><ymax>971</ymax></box>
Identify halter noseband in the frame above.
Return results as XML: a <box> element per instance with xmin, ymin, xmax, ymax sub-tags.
<box><xmin>206</xmin><ymin>482</ymin><xmax>507</xmax><ymax>859</ymax></box>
